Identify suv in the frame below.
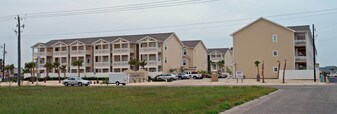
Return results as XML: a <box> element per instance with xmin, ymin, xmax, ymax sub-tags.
<box><xmin>185</xmin><ymin>71</ymin><xmax>203</xmax><ymax>79</ymax></box>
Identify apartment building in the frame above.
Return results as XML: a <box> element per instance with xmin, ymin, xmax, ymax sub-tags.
<box><xmin>181</xmin><ymin>40</ymin><xmax>208</xmax><ymax>72</ymax></box>
<box><xmin>31</xmin><ymin>32</ymin><xmax>185</xmax><ymax>74</ymax></box>
<box><xmin>231</xmin><ymin>17</ymin><xmax>315</xmax><ymax>79</ymax></box>
<box><xmin>207</xmin><ymin>48</ymin><xmax>233</xmax><ymax>72</ymax></box>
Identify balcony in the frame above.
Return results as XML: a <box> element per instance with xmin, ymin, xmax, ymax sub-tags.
<box><xmin>147</xmin><ymin>61</ymin><xmax>157</xmax><ymax>66</ymax></box>
<box><xmin>210</xmin><ymin>57</ymin><xmax>223</xmax><ymax>61</ymax></box>
<box><xmin>38</xmin><ymin>64</ymin><xmax>45</xmax><ymax>68</ymax></box>
<box><xmin>295</xmin><ymin>56</ymin><xmax>307</xmax><ymax>62</ymax></box>
<box><xmin>94</xmin><ymin>49</ymin><xmax>110</xmax><ymax>54</ymax></box>
<box><xmin>34</xmin><ymin>52</ymin><xmax>52</xmax><ymax>57</ymax></box>
<box><xmin>94</xmin><ymin>62</ymin><xmax>110</xmax><ymax>67</ymax></box>
<box><xmin>54</xmin><ymin>51</ymin><xmax>68</xmax><ymax>56</ymax></box>
<box><xmin>295</xmin><ymin>40</ymin><xmax>306</xmax><ymax>46</ymax></box>
<box><xmin>139</xmin><ymin>47</ymin><xmax>158</xmax><ymax>53</ymax></box>
<box><xmin>112</xmin><ymin>48</ymin><xmax>129</xmax><ymax>54</ymax></box>
<box><xmin>113</xmin><ymin>61</ymin><xmax>129</xmax><ymax>67</ymax></box>
<box><xmin>70</xmin><ymin>50</ymin><xmax>86</xmax><ymax>55</ymax></box>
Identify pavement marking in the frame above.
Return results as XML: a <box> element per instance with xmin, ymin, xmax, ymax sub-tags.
<box><xmin>220</xmin><ymin>89</ymin><xmax>284</xmax><ymax>114</ymax></box>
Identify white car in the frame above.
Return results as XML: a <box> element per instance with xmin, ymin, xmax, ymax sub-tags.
<box><xmin>62</xmin><ymin>77</ymin><xmax>91</xmax><ymax>86</ymax></box>
<box><xmin>185</xmin><ymin>71</ymin><xmax>202</xmax><ymax>79</ymax></box>
<box><xmin>156</xmin><ymin>74</ymin><xmax>178</xmax><ymax>80</ymax></box>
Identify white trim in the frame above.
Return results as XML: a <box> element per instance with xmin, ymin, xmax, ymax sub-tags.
<box><xmin>50</xmin><ymin>41</ymin><xmax>67</xmax><ymax>47</ymax></box>
<box><xmin>273</xmin><ymin>66</ymin><xmax>278</xmax><ymax>73</ymax></box>
<box><xmin>111</xmin><ymin>37</ymin><xmax>130</xmax><ymax>43</ymax></box>
<box><xmin>272</xmin><ymin>34</ymin><xmax>278</xmax><ymax>42</ymax></box>
<box><xmin>136</xmin><ymin>36</ymin><xmax>158</xmax><ymax>43</ymax></box>
<box><xmin>69</xmin><ymin>40</ymin><xmax>85</xmax><ymax>46</ymax></box>
<box><xmin>91</xmin><ymin>39</ymin><xmax>109</xmax><ymax>45</ymax></box>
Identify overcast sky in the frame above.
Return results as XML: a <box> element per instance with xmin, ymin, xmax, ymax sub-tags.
<box><xmin>0</xmin><ymin>0</ymin><xmax>336</xmax><ymax>67</ymax></box>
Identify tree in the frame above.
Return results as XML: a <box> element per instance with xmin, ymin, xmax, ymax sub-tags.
<box><xmin>138</xmin><ymin>60</ymin><xmax>147</xmax><ymax>69</ymax></box>
<box><xmin>128</xmin><ymin>58</ymin><xmax>139</xmax><ymax>71</ymax></box>
<box><xmin>169</xmin><ymin>68</ymin><xmax>176</xmax><ymax>73</ymax></box>
<box><xmin>53</xmin><ymin>62</ymin><xmax>61</xmax><ymax>83</ymax></box>
<box><xmin>218</xmin><ymin>60</ymin><xmax>225</xmax><ymax>73</ymax></box>
<box><xmin>60</xmin><ymin>65</ymin><xmax>67</xmax><ymax>78</ymax></box>
<box><xmin>4</xmin><ymin>64</ymin><xmax>14</xmax><ymax>82</ymax></box>
<box><xmin>71</xmin><ymin>60</ymin><xmax>83</xmax><ymax>77</ymax></box>
<box><xmin>24</xmin><ymin>62</ymin><xmax>36</xmax><ymax>84</ymax></box>
<box><xmin>44</xmin><ymin>62</ymin><xmax>53</xmax><ymax>83</ymax></box>
<box><xmin>254</xmin><ymin>61</ymin><xmax>260</xmax><ymax>82</ymax></box>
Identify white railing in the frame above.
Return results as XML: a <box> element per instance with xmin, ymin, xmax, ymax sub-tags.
<box><xmin>70</xmin><ymin>50</ymin><xmax>86</xmax><ymax>55</ymax></box>
<box><xmin>113</xmin><ymin>61</ymin><xmax>129</xmax><ymax>66</ymax></box>
<box><xmin>54</xmin><ymin>51</ymin><xmax>68</xmax><ymax>56</ymax></box>
<box><xmin>94</xmin><ymin>49</ymin><xmax>110</xmax><ymax>54</ymax></box>
<box><xmin>295</xmin><ymin>40</ymin><xmax>306</xmax><ymax>45</ymax></box>
<box><xmin>295</xmin><ymin>56</ymin><xmax>307</xmax><ymax>62</ymax></box>
<box><xmin>94</xmin><ymin>62</ymin><xmax>110</xmax><ymax>67</ymax></box>
<box><xmin>39</xmin><ymin>64</ymin><xmax>45</xmax><ymax>68</ymax></box>
<box><xmin>210</xmin><ymin>57</ymin><xmax>223</xmax><ymax>61</ymax></box>
<box><xmin>34</xmin><ymin>52</ymin><xmax>52</xmax><ymax>57</ymax></box>
<box><xmin>139</xmin><ymin>47</ymin><xmax>158</xmax><ymax>53</ymax></box>
<box><xmin>147</xmin><ymin>61</ymin><xmax>157</xmax><ymax>66</ymax></box>
<box><xmin>113</xmin><ymin>48</ymin><xmax>129</xmax><ymax>54</ymax></box>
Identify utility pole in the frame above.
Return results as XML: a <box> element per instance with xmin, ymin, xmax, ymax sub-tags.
<box><xmin>312</xmin><ymin>24</ymin><xmax>317</xmax><ymax>82</ymax></box>
<box><xmin>282</xmin><ymin>59</ymin><xmax>287</xmax><ymax>83</ymax></box>
<box><xmin>2</xmin><ymin>43</ymin><xmax>5</xmax><ymax>82</ymax></box>
<box><xmin>15</xmin><ymin>15</ymin><xmax>24</xmax><ymax>86</ymax></box>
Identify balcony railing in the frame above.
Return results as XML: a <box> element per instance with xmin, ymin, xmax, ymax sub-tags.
<box><xmin>210</xmin><ymin>57</ymin><xmax>223</xmax><ymax>60</ymax></box>
<box><xmin>295</xmin><ymin>56</ymin><xmax>307</xmax><ymax>62</ymax></box>
<box><xmin>113</xmin><ymin>61</ymin><xmax>129</xmax><ymax>67</ymax></box>
<box><xmin>38</xmin><ymin>64</ymin><xmax>45</xmax><ymax>68</ymax></box>
<box><xmin>70</xmin><ymin>50</ymin><xmax>86</xmax><ymax>55</ymax></box>
<box><xmin>94</xmin><ymin>62</ymin><xmax>110</xmax><ymax>67</ymax></box>
<box><xmin>34</xmin><ymin>52</ymin><xmax>52</xmax><ymax>57</ymax></box>
<box><xmin>94</xmin><ymin>49</ymin><xmax>110</xmax><ymax>54</ymax></box>
<box><xmin>147</xmin><ymin>61</ymin><xmax>157</xmax><ymax>66</ymax></box>
<box><xmin>139</xmin><ymin>47</ymin><xmax>158</xmax><ymax>53</ymax></box>
<box><xmin>54</xmin><ymin>51</ymin><xmax>68</xmax><ymax>56</ymax></box>
<box><xmin>112</xmin><ymin>48</ymin><xmax>129</xmax><ymax>54</ymax></box>
<box><xmin>295</xmin><ymin>40</ymin><xmax>306</xmax><ymax>46</ymax></box>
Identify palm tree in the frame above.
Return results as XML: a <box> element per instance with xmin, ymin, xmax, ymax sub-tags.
<box><xmin>254</xmin><ymin>61</ymin><xmax>260</xmax><ymax>82</ymax></box>
<box><xmin>53</xmin><ymin>62</ymin><xmax>61</xmax><ymax>83</ymax></box>
<box><xmin>138</xmin><ymin>60</ymin><xmax>147</xmax><ymax>69</ymax></box>
<box><xmin>71</xmin><ymin>60</ymin><xmax>83</xmax><ymax>77</ymax></box>
<box><xmin>60</xmin><ymin>65</ymin><xmax>67</xmax><ymax>78</ymax></box>
<box><xmin>128</xmin><ymin>58</ymin><xmax>139</xmax><ymax>71</ymax></box>
<box><xmin>44</xmin><ymin>62</ymin><xmax>53</xmax><ymax>83</ymax></box>
<box><xmin>24</xmin><ymin>62</ymin><xmax>36</xmax><ymax>84</ymax></box>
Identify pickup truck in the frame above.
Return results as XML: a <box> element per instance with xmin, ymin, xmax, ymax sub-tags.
<box><xmin>184</xmin><ymin>71</ymin><xmax>203</xmax><ymax>79</ymax></box>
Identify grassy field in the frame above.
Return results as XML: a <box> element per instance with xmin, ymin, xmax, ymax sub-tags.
<box><xmin>0</xmin><ymin>86</ymin><xmax>276</xmax><ymax>114</ymax></box>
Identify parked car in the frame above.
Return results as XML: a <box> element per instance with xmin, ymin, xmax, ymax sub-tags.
<box><xmin>156</xmin><ymin>74</ymin><xmax>178</xmax><ymax>80</ymax></box>
<box><xmin>177</xmin><ymin>73</ymin><xmax>190</xmax><ymax>79</ymax></box>
<box><xmin>185</xmin><ymin>71</ymin><xmax>203</xmax><ymax>79</ymax></box>
<box><xmin>62</xmin><ymin>77</ymin><xmax>91</xmax><ymax>86</ymax></box>
<box><xmin>202</xmin><ymin>74</ymin><xmax>211</xmax><ymax>78</ymax></box>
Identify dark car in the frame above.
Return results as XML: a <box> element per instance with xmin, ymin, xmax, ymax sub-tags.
<box><xmin>218</xmin><ymin>73</ymin><xmax>228</xmax><ymax>78</ymax></box>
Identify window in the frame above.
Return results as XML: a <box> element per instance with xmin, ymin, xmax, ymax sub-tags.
<box><xmin>164</xmin><ymin>44</ymin><xmax>167</xmax><ymax>50</ymax></box>
<box><xmin>183</xmin><ymin>48</ymin><xmax>187</xmax><ymax>55</ymax></box>
<box><xmin>183</xmin><ymin>60</ymin><xmax>186</xmax><ymax>66</ymax></box>
<box><xmin>272</xmin><ymin>34</ymin><xmax>278</xmax><ymax>42</ymax></box>
<box><xmin>165</xmin><ymin>57</ymin><xmax>167</xmax><ymax>63</ymax></box>
<box><xmin>272</xmin><ymin>50</ymin><xmax>278</xmax><ymax>57</ymax></box>
<box><xmin>273</xmin><ymin>66</ymin><xmax>278</xmax><ymax>73</ymax></box>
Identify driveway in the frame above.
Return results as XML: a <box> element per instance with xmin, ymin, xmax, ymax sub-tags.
<box><xmin>223</xmin><ymin>84</ymin><xmax>337</xmax><ymax>114</ymax></box>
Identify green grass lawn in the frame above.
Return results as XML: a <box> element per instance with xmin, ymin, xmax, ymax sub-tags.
<box><xmin>0</xmin><ymin>86</ymin><xmax>276</xmax><ymax>114</ymax></box>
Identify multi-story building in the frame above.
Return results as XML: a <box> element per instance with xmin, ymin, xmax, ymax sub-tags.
<box><xmin>181</xmin><ymin>40</ymin><xmax>208</xmax><ymax>72</ymax></box>
<box><xmin>31</xmin><ymin>32</ymin><xmax>185</xmax><ymax>74</ymax></box>
<box><xmin>231</xmin><ymin>17</ymin><xmax>315</xmax><ymax>79</ymax></box>
<box><xmin>207</xmin><ymin>48</ymin><xmax>233</xmax><ymax>73</ymax></box>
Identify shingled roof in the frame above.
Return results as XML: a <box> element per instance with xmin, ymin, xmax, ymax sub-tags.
<box><xmin>207</xmin><ymin>48</ymin><xmax>228</xmax><ymax>54</ymax></box>
<box><xmin>41</xmin><ymin>32</ymin><xmax>174</xmax><ymax>47</ymax></box>
<box><xmin>181</xmin><ymin>40</ymin><xmax>201</xmax><ymax>48</ymax></box>
<box><xmin>287</xmin><ymin>25</ymin><xmax>311</xmax><ymax>31</ymax></box>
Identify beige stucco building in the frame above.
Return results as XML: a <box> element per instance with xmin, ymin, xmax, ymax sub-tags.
<box><xmin>181</xmin><ymin>40</ymin><xmax>208</xmax><ymax>72</ymax></box>
<box><xmin>231</xmin><ymin>17</ymin><xmax>315</xmax><ymax>79</ymax></box>
<box><xmin>31</xmin><ymin>32</ymin><xmax>186</xmax><ymax>74</ymax></box>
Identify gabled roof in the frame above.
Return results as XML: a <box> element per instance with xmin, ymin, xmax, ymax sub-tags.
<box><xmin>31</xmin><ymin>42</ymin><xmax>46</xmax><ymax>48</ymax></box>
<box><xmin>287</xmin><ymin>25</ymin><xmax>311</xmax><ymax>31</ymax></box>
<box><xmin>182</xmin><ymin>40</ymin><xmax>202</xmax><ymax>48</ymax></box>
<box><xmin>207</xmin><ymin>48</ymin><xmax>228</xmax><ymax>54</ymax></box>
<box><xmin>43</xmin><ymin>32</ymin><xmax>174</xmax><ymax>47</ymax></box>
<box><xmin>231</xmin><ymin>17</ymin><xmax>295</xmax><ymax>36</ymax></box>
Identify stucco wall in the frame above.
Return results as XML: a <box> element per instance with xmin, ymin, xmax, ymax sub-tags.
<box><xmin>193</xmin><ymin>42</ymin><xmax>208</xmax><ymax>71</ymax></box>
<box><xmin>162</xmin><ymin>35</ymin><xmax>183</xmax><ymax>73</ymax></box>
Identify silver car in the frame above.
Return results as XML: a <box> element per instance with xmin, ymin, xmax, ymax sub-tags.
<box><xmin>62</xmin><ymin>77</ymin><xmax>91</xmax><ymax>86</ymax></box>
<box><xmin>156</xmin><ymin>74</ymin><xmax>178</xmax><ymax>80</ymax></box>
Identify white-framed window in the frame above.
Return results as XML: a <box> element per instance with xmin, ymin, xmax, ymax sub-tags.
<box><xmin>165</xmin><ymin>57</ymin><xmax>167</xmax><ymax>63</ymax></box>
<box><xmin>183</xmin><ymin>48</ymin><xmax>187</xmax><ymax>55</ymax></box>
<box><xmin>272</xmin><ymin>34</ymin><xmax>278</xmax><ymax>42</ymax></box>
<box><xmin>272</xmin><ymin>50</ymin><xmax>278</xmax><ymax>57</ymax></box>
<box><xmin>183</xmin><ymin>59</ymin><xmax>186</xmax><ymax>66</ymax></box>
<box><xmin>273</xmin><ymin>66</ymin><xmax>278</xmax><ymax>73</ymax></box>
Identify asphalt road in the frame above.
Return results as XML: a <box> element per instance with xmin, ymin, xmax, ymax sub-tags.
<box><xmin>233</xmin><ymin>84</ymin><xmax>337</xmax><ymax>114</ymax></box>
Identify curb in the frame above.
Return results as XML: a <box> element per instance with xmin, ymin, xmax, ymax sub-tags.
<box><xmin>220</xmin><ymin>89</ymin><xmax>284</xmax><ymax>114</ymax></box>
